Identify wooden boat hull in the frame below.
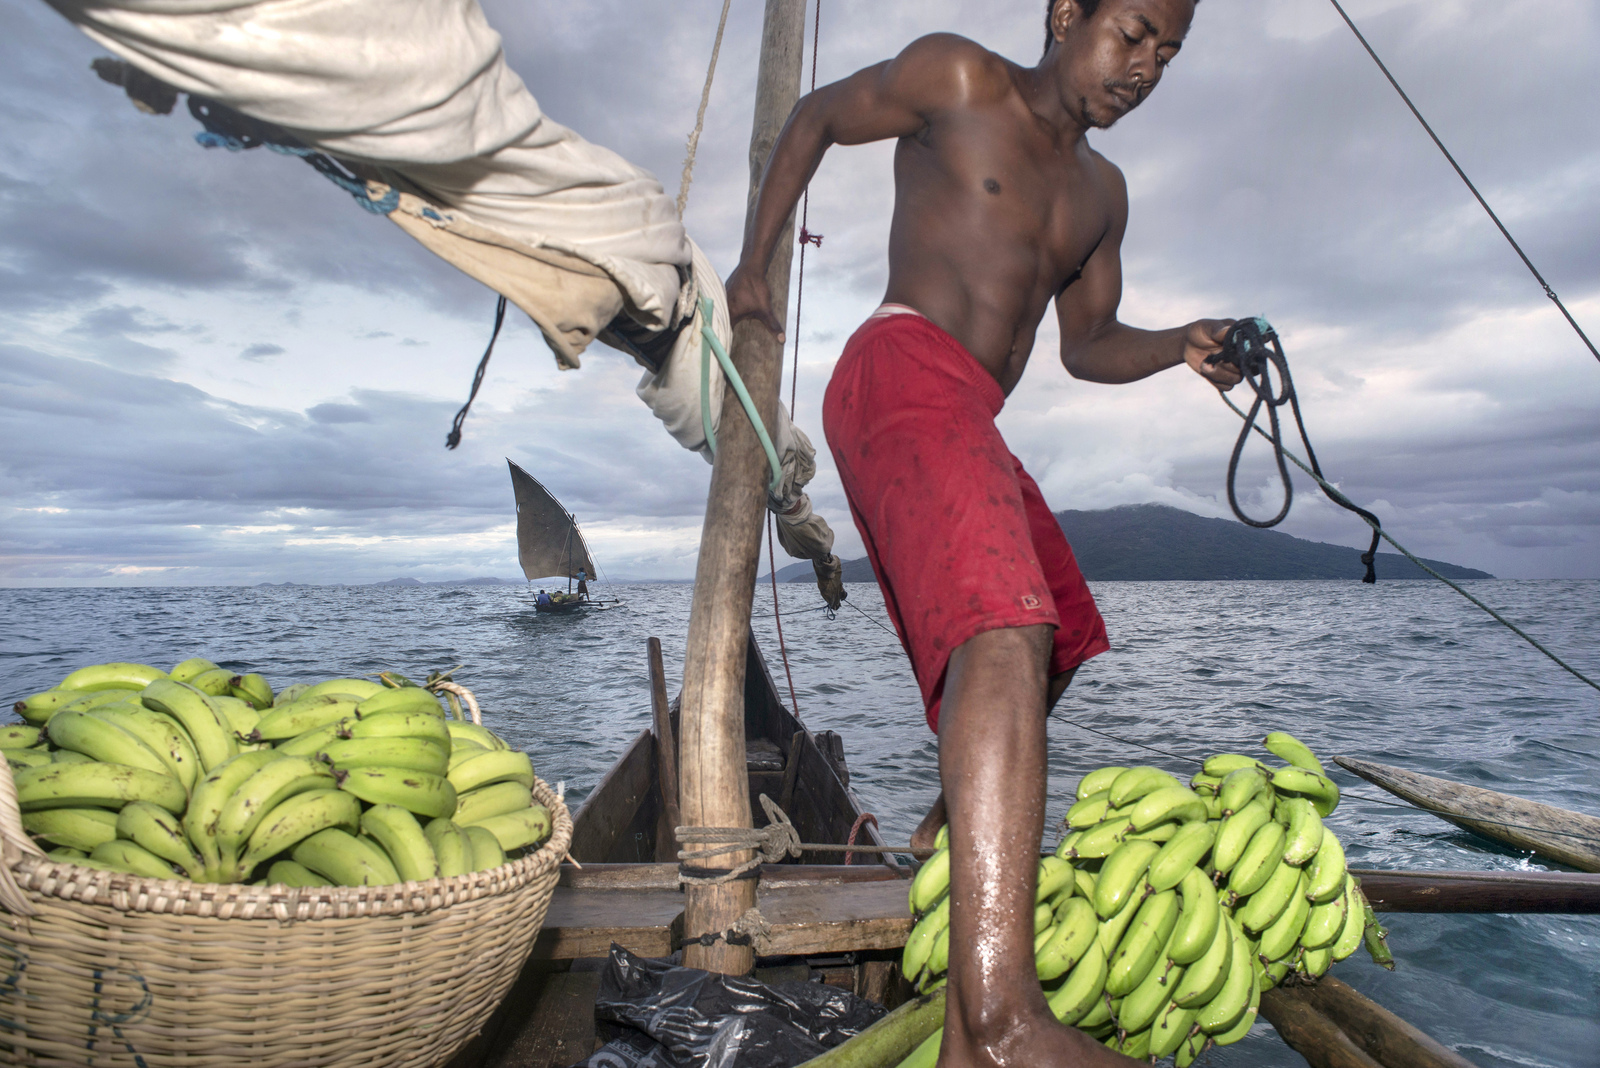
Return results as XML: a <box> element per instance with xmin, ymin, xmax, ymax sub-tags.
<box><xmin>569</xmin><ymin>633</ymin><xmax>895</xmax><ymax>868</ymax></box>
<box><xmin>534</xmin><ymin>598</ymin><xmax>586</xmax><ymax>614</ymax></box>
<box><xmin>1336</xmin><ymin>756</ymin><xmax>1600</xmax><ymax>872</ymax></box>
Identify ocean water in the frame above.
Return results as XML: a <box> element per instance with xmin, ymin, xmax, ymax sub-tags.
<box><xmin>2</xmin><ymin>579</ymin><xmax>1596</xmax><ymax>1067</ymax></box>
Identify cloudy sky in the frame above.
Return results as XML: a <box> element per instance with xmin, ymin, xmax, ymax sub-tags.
<box><xmin>2</xmin><ymin>0</ymin><xmax>1597</xmax><ymax>585</ymax></box>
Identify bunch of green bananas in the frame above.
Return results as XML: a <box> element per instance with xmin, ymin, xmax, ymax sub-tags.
<box><xmin>6</xmin><ymin>659</ymin><xmax>554</xmax><ymax>887</ymax></box>
<box><xmin>896</xmin><ymin>731</ymin><xmax>1391</xmax><ymax>1067</ymax></box>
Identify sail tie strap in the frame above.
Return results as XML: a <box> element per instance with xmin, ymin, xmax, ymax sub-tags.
<box><xmin>699</xmin><ymin>297</ymin><xmax>785</xmax><ymax>493</ymax></box>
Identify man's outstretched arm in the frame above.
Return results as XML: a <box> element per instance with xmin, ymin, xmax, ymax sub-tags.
<box><xmin>726</xmin><ymin>36</ymin><xmax>1001</xmax><ymax>332</ymax></box>
<box><xmin>1057</xmin><ymin>160</ymin><xmax>1240</xmax><ymax>389</ymax></box>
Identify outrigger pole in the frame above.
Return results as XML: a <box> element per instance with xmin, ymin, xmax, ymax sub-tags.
<box><xmin>679</xmin><ymin>0</ymin><xmax>808</xmax><ymax>975</ymax></box>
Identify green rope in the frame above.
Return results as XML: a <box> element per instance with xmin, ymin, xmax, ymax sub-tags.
<box><xmin>1220</xmin><ymin>392</ymin><xmax>1600</xmax><ymax>695</ymax></box>
<box><xmin>700</xmin><ymin>296</ymin><xmax>784</xmax><ymax>494</ymax></box>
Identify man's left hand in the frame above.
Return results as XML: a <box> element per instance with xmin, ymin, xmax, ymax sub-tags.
<box><xmin>1184</xmin><ymin>319</ymin><xmax>1240</xmax><ymax>390</ymax></box>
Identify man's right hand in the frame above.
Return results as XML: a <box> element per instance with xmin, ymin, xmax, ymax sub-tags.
<box><xmin>724</xmin><ymin>264</ymin><xmax>785</xmax><ymax>340</ymax></box>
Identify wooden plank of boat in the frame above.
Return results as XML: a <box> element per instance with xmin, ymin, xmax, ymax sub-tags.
<box><xmin>1350</xmin><ymin>867</ymin><xmax>1600</xmax><ymax>913</ymax></box>
<box><xmin>1336</xmin><ymin>756</ymin><xmax>1600</xmax><ymax>872</ymax></box>
<box><xmin>1281</xmin><ymin>976</ymin><xmax>1478</xmax><ymax>1068</ymax></box>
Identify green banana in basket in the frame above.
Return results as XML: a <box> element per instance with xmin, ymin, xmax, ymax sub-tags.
<box><xmin>250</xmin><ymin>696</ymin><xmax>359</xmax><ymax>742</ymax></box>
<box><xmin>346</xmin><ymin>709</ymin><xmax>452</xmax><ymax>745</ymax></box>
<box><xmin>266</xmin><ymin>859</ymin><xmax>333</xmax><ymax>888</ymax></box>
<box><xmin>91</xmin><ymin>839</ymin><xmax>180</xmax><ymax>880</ymax></box>
<box><xmin>339</xmin><ymin>766</ymin><xmax>458</xmax><ymax>820</ymax></box>
<box><xmin>318</xmin><ymin>735</ymin><xmax>449</xmax><ymax>776</ymax></box>
<box><xmin>361</xmin><ymin>804</ymin><xmax>439</xmax><ymax>883</ymax></box>
<box><xmin>169</xmin><ymin>657</ymin><xmax>221</xmax><ymax>684</ymax></box>
<box><xmin>468</xmin><ymin>805</ymin><xmax>552</xmax><ymax>852</ymax></box>
<box><xmin>453</xmin><ymin>781</ymin><xmax>534</xmax><ymax>826</ymax></box>
<box><xmin>291</xmin><ymin>827</ymin><xmax>401</xmax><ymax>887</ymax></box>
<box><xmin>229</xmin><ymin>672</ymin><xmax>274</xmax><ymax>710</ymax></box>
<box><xmin>424</xmin><ymin>817</ymin><xmax>473</xmax><ymax>878</ymax></box>
<box><xmin>14</xmin><ymin>761</ymin><xmax>187</xmax><ymax>814</ymax></box>
<box><xmin>212</xmin><ymin>755</ymin><xmax>338</xmax><ymax>861</ymax></box>
<box><xmin>445</xmin><ymin>720</ymin><xmax>508</xmax><ymax>752</ymax></box>
<box><xmin>464</xmin><ymin>825</ymin><xmax>507</xmax><ymax>872</ymax></box>
<box><xmin>301</xmin><ymin>678</ymin><xmax>385</xmax><ymax>701</ymax></box>
<box><xmin>90</xmin><ymin>705</ymin><xmax>201</xmax><ymax>790</ymax></box>
<box><xmin>185</xmin><ymin>749</ymin><xmax>279</xmax><ymax>878</ymax></box>
<box><xmin>447</xmin><ymin>749</ymin><xmax>534</xmax><ymax>794</ymax></box>
<box><xmin>59</xmin><ymin>662</ymin><xmax>168</xmax><ymax>693</ymax></box>
<box><xmin>116</xmin><ymin>801</ymin><xmax>206</xmax><ymax>880</ymax></box>
<box><xmin>141</xmin><ymin>679</ymin><xmax>239</xmax><ymax>771</ymax></box>
<box><xmin>43</xmin><ymin>709</ymin><xmax>171</xmax><ymax>777</ymax></box>
<box><xmin>355</xmin><ymin>686</ymin><xmax>444</xmax><ymax>719</ymax></box>
<box><xmin>234</xmin><ymin>788</ymin><xmax>363</xmax><ymax>881</ymax></box>
<box><xmin>22</xmin><ymin>807</ymin><xmax>119</xmax><ymax>853</ymax></box>
<box><xmin>0</xmin><ymin>725</ymin><xmax>41</xmax><ymax>749</ymax></box>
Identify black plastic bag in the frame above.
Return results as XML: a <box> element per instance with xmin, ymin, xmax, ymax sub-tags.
<box><xmin>578</xmin><ymin>944</ymin><xmax>886</xmax><ymax>1068</ymax></box>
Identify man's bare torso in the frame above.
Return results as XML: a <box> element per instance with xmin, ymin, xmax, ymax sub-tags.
<box><xmin>883</xmin><ymin>38</ymin><xmax>1122</xmax><ymax>395</ymax></box>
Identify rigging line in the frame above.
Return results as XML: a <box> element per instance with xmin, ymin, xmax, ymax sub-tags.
<box><xmin>1326</xmin><ymin>0</ymin><xmax>1599</xmax><ymax>365</ymax></box>
<box><xmin>1219</xmin><ymin>390</ymin><xmax>1600</xmax><ymax>695</ymax></box>
<box><xmin>845</xmin><ymin>597</ymin><xmax>900</xmax><ymax>641</ymax></box>
<box><xmin>1051</xmin><ymin>716</ymin><xmax>1203</xmax><ymax>767</ymax></box>
<box><xmin>767</xmin><ymin>513</ymin><xmax>801</xmax><ymax>714</ymax></box>
<box><xmin>676</xmin><ymin>0</ymin><xmax>735</xmax><ymax>218</ymax></box>
<box><xmin>790</xmin><ymin>0</ymin><xmax>823</xmax><ymax>413</ymax></box>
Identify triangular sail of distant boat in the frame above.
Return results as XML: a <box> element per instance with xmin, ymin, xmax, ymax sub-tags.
<box><xmin>508</xmin><ymin>459</ymin><xmax>595</xmax><ymax>582</ymax></box>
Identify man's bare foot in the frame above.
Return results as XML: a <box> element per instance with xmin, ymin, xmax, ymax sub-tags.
<box><xmin>911</xmin><ymin>791</ymin><xmax>947</xmax><ymax>853</ymax></box>
<box><xmin>940</xmin><ymin>1008</ymin><xmax>1139</xmax><ymax>1067</ymax></box>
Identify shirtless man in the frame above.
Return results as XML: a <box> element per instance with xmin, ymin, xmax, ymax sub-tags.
<box><xmin>726</xmin><ymin>1</ymin><xmax>1238</xmax><ymax>1063</ymax></box>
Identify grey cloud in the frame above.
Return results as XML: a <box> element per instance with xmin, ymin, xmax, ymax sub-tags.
<box><xmin>240</xmin><ymin>343</ymin><xmax>285</xmax><ymax>361</ymax></box>
<box><xmin>307</xmin><ymin>401</ymin><xmax>370</xmax><ymax>423</ymax></box>
<box><xmin>1</xmin><ymin>0</ymin><xmax>1596</xmax><ymax>583</ymax></box>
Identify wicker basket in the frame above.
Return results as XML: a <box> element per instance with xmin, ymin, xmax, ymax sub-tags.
<box><xmin>0</xmin><ymin>744</ymin><xmax>572</xmax><ymax>1068</ymax></box>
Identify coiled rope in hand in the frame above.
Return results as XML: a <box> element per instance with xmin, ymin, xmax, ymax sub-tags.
<box><xmin>1209</xmin><ymin>317</ymin><xmax>1383</xmax><ymax>583</ymax></box>
<box><xmin>1210</xmin><ymin>332</ymin><xmax>1600</xmax><ymax>695</ymax></box>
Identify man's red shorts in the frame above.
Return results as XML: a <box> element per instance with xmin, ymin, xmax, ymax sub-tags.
<box><xmin>822</xmin><ymin>310</ymin><xmax>1109</xmax><ymax>732</ymax></box>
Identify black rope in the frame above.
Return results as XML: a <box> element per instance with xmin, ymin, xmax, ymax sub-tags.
<box><xmin>1052</xmin><ymin>716</ymin><xmax>1203</xmax><ymax>768</ymax></box>
<box><xmin>445</xmin><ymin>295</ymin><xmax>508</xmax><ymax>450</ymax></box>
<box><xmin>1327</xmin><ymin>0</ymin><xmax>1599</xmax><ymax>365</ymax></box>
<box><xmin>1207</xmin><ymin>318</ymin><xmax>1382</xmax><ymax>583</ymax></box>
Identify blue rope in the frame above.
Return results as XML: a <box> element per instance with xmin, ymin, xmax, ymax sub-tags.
<box><xmin>189</xmin><ymin>98</ymin><xmax>397</xmax><ymax>215</ymax></box>
<box><xmin>699</xmin><ymin>296</ymin><xmax>784</xmax><ymax>494</ymax></box>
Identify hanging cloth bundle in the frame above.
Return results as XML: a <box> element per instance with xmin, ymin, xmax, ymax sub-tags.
<box><xmin>1207</xmin><ymin>318</ymin><xmax>1383</xmax><ymax>583</ymax></box>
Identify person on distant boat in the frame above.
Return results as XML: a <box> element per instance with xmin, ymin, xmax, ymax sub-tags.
<box><xmin>537</xmin><ymin>589</ymin><xmax>552</xmax><ymax>607</ymax></box>
<box><xmin>726</xmin><ymin>2</ymin><xmax>1237</xmax><ymax>1064</ymax></box>
<box><xmin>576</xmin><ymin>569</ymin><xmax>590</xmax><ymax>600</ymax></box>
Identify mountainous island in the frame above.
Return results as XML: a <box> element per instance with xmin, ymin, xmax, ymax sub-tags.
<box><xmin>768</xmin><ymin>504</ymin><xmax>1493</xmax><ymax>583</ymax></box>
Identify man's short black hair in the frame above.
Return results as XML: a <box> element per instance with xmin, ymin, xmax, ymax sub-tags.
<box><xmin>1044</xmin><ymin>0</ymin><xmax>1196</xmax><ymax>58</ymax></box>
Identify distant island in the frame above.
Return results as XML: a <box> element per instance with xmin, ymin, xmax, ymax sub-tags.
<box><xmin>257</xmin><ymin>577</ymin><xmax>516</xmax><ymax>588</ymax></box>
<box><xmin>767</xmin><ymin>504</ymin><xmax>1493</xmax><ymax>583</ymax></box>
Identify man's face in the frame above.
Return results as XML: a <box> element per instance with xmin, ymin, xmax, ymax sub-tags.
<box><xmin>1053</xmin><ymin>0</ymin><xmax>1194</xmax><ymax>129</ymax></box>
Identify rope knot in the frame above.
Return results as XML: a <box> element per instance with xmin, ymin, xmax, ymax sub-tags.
<box><xmin>798</xmin><ymin>227</ymin><xmax>824</xmax><ymax>248</ymax></box>
<box><xmin>675</xmin><ymin>794</ymin><xmax>801</xmax><ymax>884</ymax></box>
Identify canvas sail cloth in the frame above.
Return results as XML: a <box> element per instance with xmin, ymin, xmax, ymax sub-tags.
<box><xmin>48</xmin><ymin>0</ymin><xmax>842</xmax><ymax>599</ymax></box>
<box><xmin>508</xmin><ymin>460</ymin><xmax>595</xmax><ymax>582</ymax></box>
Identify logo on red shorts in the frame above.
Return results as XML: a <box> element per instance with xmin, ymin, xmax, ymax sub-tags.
<box><xmin>1020</xmin><ymin>594</ymin><xmax>1042</xmax><ymax>610</ymax></box>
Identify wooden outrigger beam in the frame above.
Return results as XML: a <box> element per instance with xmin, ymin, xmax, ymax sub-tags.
<box><xmin>679</xmin><ymin>0</ymin><xmax>808</xmax><ymax>975</ymax></box>
<box><xmin>1337</xmin><ymin>756</ymin><xmax>1600</xmax><ymax>872</ymax></box>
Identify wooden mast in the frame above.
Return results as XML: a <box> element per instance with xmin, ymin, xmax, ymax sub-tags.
<box><xmin>679</xmin><ymin>0</ymin><xmax>808</xmax><ymax>975</ymax></box>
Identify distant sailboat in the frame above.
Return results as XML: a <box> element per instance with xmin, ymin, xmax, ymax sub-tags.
<box><xmin>507</xmin><ymin>458</ymin><xmax>615</xmax><ymax>613</ymax></box>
